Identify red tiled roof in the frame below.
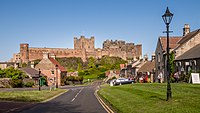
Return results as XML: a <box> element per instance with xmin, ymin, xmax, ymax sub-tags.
<box><xmin>49</xmin><ymin>58</ymin><xmax>66</xmax><ymax>72</ymax></box>
<box><xmin>160</xmin><ymin>36</ymin><xmax>182</xmax><ymax>51</ymax></box>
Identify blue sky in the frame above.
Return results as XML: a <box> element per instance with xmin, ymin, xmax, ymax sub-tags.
<box><xmin>0</xmin><ymin>0</ymin><xmax>200</xmax><ymax>61</ymax></box>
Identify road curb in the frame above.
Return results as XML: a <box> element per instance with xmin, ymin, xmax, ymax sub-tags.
<box><xmin>41</xmin><ymin>90</ymin><xmax>68</xmax><ymax>103</ymax></box>
<box><xmin>94</xmin><ymin>90</ymin><xmax>115</xmax><ymax>113</ymax></box>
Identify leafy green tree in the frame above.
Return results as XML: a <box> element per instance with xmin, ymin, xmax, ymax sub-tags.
<box><xmin>0</xmin><ymin>67</ymin><xmax>28</xmax><ymax>87</ymax></box>
<box><xmin>88</xmin><ymin>57</ymin><xmax>95</xmax><ymax>68</ymax></box>
<box><xmin>77</xmin><ymin>63</ymin><xmax>82</xmax><ymax>72</ymax></box>
<box><xmin>169</xmin><ymin>52</ymin><xmax>175</xmax><ymax>74</ymax></box>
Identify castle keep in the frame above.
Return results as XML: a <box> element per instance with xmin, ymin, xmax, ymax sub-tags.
<box><xmin>18</xmin><ymin>36</ymin><xmax>142</xmax><ymax>63</ymax></box>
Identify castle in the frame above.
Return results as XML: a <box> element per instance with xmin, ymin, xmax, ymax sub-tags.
<box><xmin>14</xmin><ymin>36</ymin><xmax>142</xmax><ymax>63</ymax></box>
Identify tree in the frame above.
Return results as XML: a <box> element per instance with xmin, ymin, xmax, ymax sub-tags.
<box><xmin>0</xmin><ymin>67</ymin><xmax>28</xmax><ymax>88</ymax></box>
<box><xmin>88</xmin><ymin>57</ymin><xmax>95</xmax><ymax>68</ymax></box>
<box><xmin>169</xmin><ymin>52</ymin><xmax>175</xmax><ymax>74</ymax></box>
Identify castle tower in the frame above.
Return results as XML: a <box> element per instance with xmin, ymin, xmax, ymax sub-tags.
<box><xmin>183</xmin><ymin>24</ymin><xmax>190</xmax><ymax>36</ymax></box>
<box><xmin>135</xmin><ymin>44</ymin><xmax>142</xmax><ymax>59</ymax></box>
<box><xmin>20</xmin><ymin>43</ymin><xmax>29</xmax><ymax>63</ymax></box>
<box><xmin>74</xmin><ymin>36</ymin><xmax>95</xmax><ymax>52</ymax></box>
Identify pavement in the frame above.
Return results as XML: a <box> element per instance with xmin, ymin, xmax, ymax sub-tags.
<box><xmin>0</xmin><ymin>101</ymin><xmax>36</xmax><ymax>113</ymax></box>
<box><xmin>0</xmin><ymin>81</ymin><xmax>111</xmax><ymax>113</ymax></box>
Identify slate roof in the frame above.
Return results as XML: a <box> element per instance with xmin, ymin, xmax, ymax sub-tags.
<box><xmin>160</xmin><ymin>36</ymin><xmax>182</xmax><ymax>51</ymax></box>
<box><xmin>137</xmin><ymin>60</ymin><xmax>155</xmax><ymax>73</ymax></box>
<box><xmin>177</xmin><ymin>29</ymin><xmax>200</xmax><ymax>45</ymax></box>
<box><xmin>175</xmin><ymin>44</ymin><xmax>200</xmax><ymax>61</ymax></box>
<box><xmin>20</xmin><ymin>67</ymin><xmax>46</xmax><ymax>78</ymax></box>
<box><xmin>49</xmin><ymin>58</ymin><xmax>66</xmax><ymax>72</ymax></box>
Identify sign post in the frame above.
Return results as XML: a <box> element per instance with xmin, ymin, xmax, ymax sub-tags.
<box><xmin>189</xmin><ymin>73</ymin><xmax>200</xmax><ymax>84</ymax></box>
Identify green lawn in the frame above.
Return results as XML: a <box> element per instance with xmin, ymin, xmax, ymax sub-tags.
<box><xmin>99</xmin><ymin>83</ymin><xmax>200</xmax><ymax>113</ymax></box>
<box><xmin>0</xmin><ymin>89</ymin><xmax>66</xmax><ymax>102</ymax></box>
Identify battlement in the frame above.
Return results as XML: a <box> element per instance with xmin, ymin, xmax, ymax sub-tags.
<box><xmin>74</xmin><ymin>36</ymin><xmax>95</xmax><ymax>52</ymax></box>
<box><xmin>18</xmin><ymin>36</ymin><xmax>142</xmax><ymax>63</ymax></box>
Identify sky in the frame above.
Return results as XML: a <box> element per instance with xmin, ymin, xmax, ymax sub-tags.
<box><xmin>0</xmin><ymin>0</ymin><xmax>200</xmax><ymax>61</ymax></box>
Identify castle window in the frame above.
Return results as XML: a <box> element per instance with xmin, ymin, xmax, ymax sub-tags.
<box><xmin>51</xmin><ymin>70</ymin><xmax>54</xmax><ymax>74</ymax></box>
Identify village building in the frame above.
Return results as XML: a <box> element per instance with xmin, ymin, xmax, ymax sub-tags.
<box><xmin>20</xmin><ymin>67</ymin><xmax>46</xmax><ymax>85</ymax></box>
<box><xmin>174</xmin><ymin>24</ymin><xmax>200</xmax><ymax>74</ymax></box>
<box><xmin>155</xmin><ymin>36</ymin><xmax>181</xmax><ymax>82</ymax></box>
<box><xmin>0</xmin><ymin>62</ymin><xmax>18</xmax><ymax>69</ymax></box>
<box><xmin>118</xmin><ymin>54</ymin><xmax>155</xmax><ymax>82</ymax></box>
<box><xmin>155</xmin><ymin>24</ymin><xmax>200</xmax><ymax>82</ymax></box>
<box><xmin>35</xmin><ymin>53</ymin><xmax>67</xmax><ymax>86</ymax></box>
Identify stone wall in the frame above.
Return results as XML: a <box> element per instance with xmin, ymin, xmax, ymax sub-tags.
<box><xmin>28</xmin><ymin>48</ymin><xmax>83</xmax><ymax>61</ymax></box>
<box><xmin>19</xmin><ymin>36</ymin><xmax>142</xmax><ymax>63</ymax></box>
<box><xmin>0</xmin><ymin>78</ymin><xmax>12</xmax><ymax>88</ymax></box>
<box><xmin>175</xmin><ymin>32</ymin><xmax>200</xmax><ymax>58</ymax></box>
<box><xmin>102</xmin><ymin>40</ymin><xmax>142</xmax><ymax>60</ymax></box>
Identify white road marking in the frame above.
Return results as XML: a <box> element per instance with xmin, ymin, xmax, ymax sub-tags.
<box><xmin>71</xmin><ymin>88</ymin><xmax>83</xmax><ymax>102</ymax></box>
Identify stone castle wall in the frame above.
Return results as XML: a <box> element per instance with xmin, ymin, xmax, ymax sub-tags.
<box><xmin>19</xmin><ymin>36</ymin><xmax>142</xmax><ymax>63</ymax></box>
<box><xmin>102</xmin><ymin>40</ymin><xmax>142</xmax><ymax>60</ymax></box>
<box><xmin>28</xmin><ymin>48</ymin><xmax>83</xmax><ymax>61</ymax></box>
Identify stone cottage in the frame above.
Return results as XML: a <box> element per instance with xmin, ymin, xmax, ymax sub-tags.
<box><xmin>35</xmin><ymin>53</ymin><xmax>67</xmax><ymax>86</ymax></box>
<box><xmin>155</xmin><ymin>36</ymin><xmax>181</xmax><ymax>82</ymax></box>
<box><xmin>174</xmin><ymin>24</ymin><xmax>200</xmax><ymax>74</ymax></box>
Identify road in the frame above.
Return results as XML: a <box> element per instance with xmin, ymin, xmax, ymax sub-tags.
<box><xmin>19</xmin><ymin>81</ymin><xmax>108</xmax><ymax>113</ymax></box>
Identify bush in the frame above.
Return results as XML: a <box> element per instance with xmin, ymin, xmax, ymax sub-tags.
<box><xmin>170</xmin><ymin>76</ymin><xmax>175</xmax><ymax>83</ymax></box>
<box><xmin>11</xmin><ymin>78</ymin><xmax>23</xmax><ymax>88</ymax></box>
<box><xmin>24</xmin><ymin>81</ymin><xmax>34</xmax><ymax>87</ymax></box>
<box><xmin>98</xmin><ymin>73</ymin><xmax>106</xmax><ymax>79</ymax></box>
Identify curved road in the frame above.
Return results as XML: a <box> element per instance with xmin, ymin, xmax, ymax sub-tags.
<box><xmin>19</xmin><ymin>81</ymin><xmax>107</xmax><ymax>113</ymax></box>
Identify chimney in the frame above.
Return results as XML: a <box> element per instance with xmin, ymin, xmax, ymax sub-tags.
<box><xmin>31</xmin><ymin>61</ymin><xmax>34</xmax><ymax>68</ymax></box>
<box><xmin>183</xmin><ymin>24</ymin><xmax>190</xmax><ymax>36</ymax></box>
<box><xmin>43</xmin><ymin>52</ymin><xmax>49</xmax><ymax>59</ymax></box>
<box><xmin>151</xmin><ymin>53</ymin><xmax>155</xmax><ymax>61</ymax></box>
<box><xmin>50</xmin><ymin>54</ymin><xmax>56</xmax><ymax>59</ymax></box>
<box><xmin>144</xmin><ymin>54</ymin><xmax>148</xmax><ymax>61</ymax></box>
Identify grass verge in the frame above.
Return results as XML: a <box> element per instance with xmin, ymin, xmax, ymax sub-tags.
<box><xmin>0</xmin><ymin>89</ymin><xmax>66</xmax><ymax>102</ymax></box>
<box><xmin>99</xmin><ymin>83</ymin><xmax>200</xmax><ymax>113</ymax></box>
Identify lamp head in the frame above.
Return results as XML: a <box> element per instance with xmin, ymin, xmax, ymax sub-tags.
<box><xmin>162</xmin><ymin>7</ymin><xmax>173</xmax><ymax>25</ymax></box>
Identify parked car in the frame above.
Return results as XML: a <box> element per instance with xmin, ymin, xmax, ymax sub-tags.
<box><xmin>115</xmin><ymin>78</ymin><xmax>134</xmax><ymax>85</ymax></box>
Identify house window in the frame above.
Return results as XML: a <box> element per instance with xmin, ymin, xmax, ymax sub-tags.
<box><xmin>51</xmin><ymin>70</ymin><xmax>54</xmax><ymax>74</ymax></box>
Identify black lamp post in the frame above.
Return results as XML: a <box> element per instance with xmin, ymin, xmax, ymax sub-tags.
<box><xmin>55</xmin><ymin>65</ymin><xmax>58</xmax><ymax>88</ymax></box>
<box><xmin>162</xmin><ymin>7</ymin><xmax>173</xmax><ymax>101</ymax></box>
<box><xmin>38</xmin><ymin>68</ymin><xmax>41</xmax><ymax>91</ymax></box>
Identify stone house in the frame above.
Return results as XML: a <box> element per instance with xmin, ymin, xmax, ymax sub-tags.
<box><xmin>106</xmin><ymin>70</ymin><xmax>120</xmax><ymax>79</ymax></box>
<box><xmin>35</xmin><ymin>53</ymin><xmax>67</xmax><ymax>86</ymax></box>
<box><xmin>20</xmin><ymin>67</ymin><xmax>46</xmax><ymax>85</ymax></box>
<box><xmin>175</xmin><ymin>44</ymin><xmax>200</xmax><ymax>75</ymax></box>
<box><xmin>154</xmin><ymin>36</ymin><xmax>181</xmax><ymax>82</ymax></box>
<box><xmin>155</xmin><ymin>36</ymin><xmax>181</xmax><ymax>82</ymax></box>
<box><xmin>174</xmin><ymin>24</ymin><xmax>200</xmax><ymax>74</ymax></box>
<box><xmin>0</xmin><ymin>62</ymin><xmax>18</xmax><ymax>69</ymax></box>
<box><xmin>155</xmin><ymin>24</ymin><xmax>200</xmax><ymax>82</ymax></box>
<box><xmin>137</xmin><ymin>60</ymin><xmax>155</xmax><ymax>82</ymax></box>
<box><xmin>119</xmin><ymin>55</ymin><xmax>149</xmax><ymax>79</ymax></box>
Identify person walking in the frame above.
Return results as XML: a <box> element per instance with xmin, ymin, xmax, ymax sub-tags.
<box><xmin>158</xmin><ymin>72</ymin><xmax>162</xmax><ymax>83</ymax></box>
<box><xmin>174</xmin><ymin>71</ymin><xmax>179</xmax><ymax>83</ymax></box>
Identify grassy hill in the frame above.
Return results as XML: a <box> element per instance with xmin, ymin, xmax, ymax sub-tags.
<box><xmin>56</xmin><ymin>56</ymin><xmax>127</xmax><ymax>79</ymax></box>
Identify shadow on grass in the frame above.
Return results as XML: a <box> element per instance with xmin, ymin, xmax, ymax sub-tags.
<box><xmin>150</xmin><ymin>95</ymin><xmax>166</xmax><ymax>101</ymax></box>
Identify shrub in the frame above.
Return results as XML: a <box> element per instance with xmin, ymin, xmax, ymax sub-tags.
<box><xmin>11</xmin><ymin>78</ymin><xmax>23</xmax><ymax>88</ymax></box>
<box><xmin>24</xmin><ymin>81</ymin><xmax>34</xmax><ymax>87</ymax></box>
